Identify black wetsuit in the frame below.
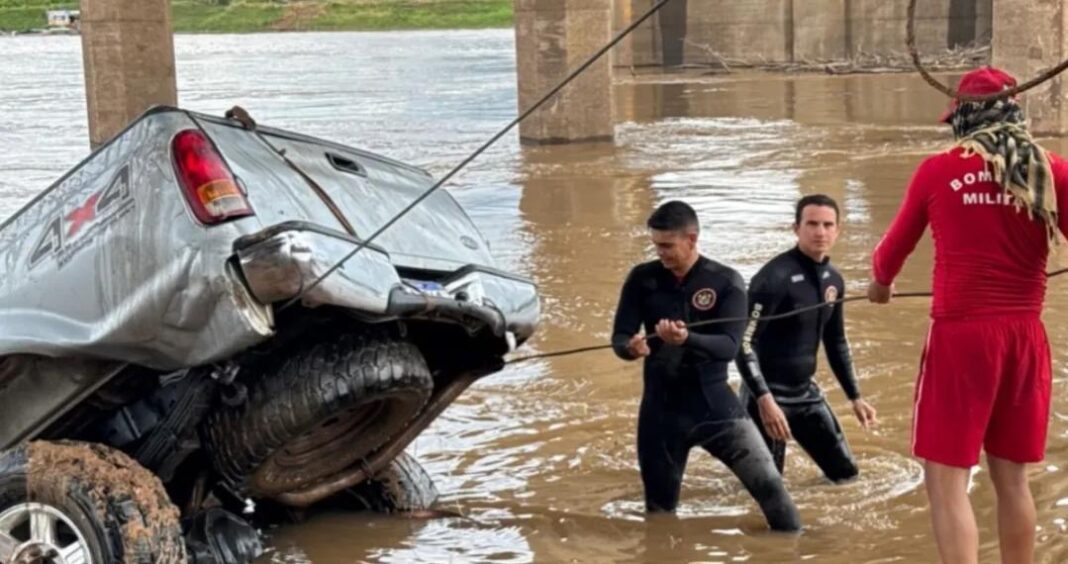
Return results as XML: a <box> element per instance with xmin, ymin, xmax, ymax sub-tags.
<box><xmin>612</xmin><ymin>256</ymin><xmax>801</xmax><ymax>531</ymax></box>
<box><xmin>735</xmin><ymin>247</ymin><xmax>860</xmax><ymax>482</ymax></box>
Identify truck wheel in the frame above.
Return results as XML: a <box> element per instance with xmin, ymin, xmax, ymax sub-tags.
<box><xmin>203</xmin><ymin>331</ymin><xmax>433</xmax><ymax>497</ymax></box>
<box><xmin>347</xmin><ymin>451</ymin><xmax>439</xmax><ymax>513</ymax></box>
<box><xmin>0</xmin><ymin>441</ymin><xmax>186</xmax><ymax>564</ymax></box>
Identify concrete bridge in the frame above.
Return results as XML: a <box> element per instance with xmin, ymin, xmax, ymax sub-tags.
<box><xmin>79</xmin><ymin>0</ymin><xmax>1068</xmax><ymax>149</ymax></box>
<box><xmin>614</xmin><ymin>0</ymin><xmax>992</xmax><ymax>68</ymax></box>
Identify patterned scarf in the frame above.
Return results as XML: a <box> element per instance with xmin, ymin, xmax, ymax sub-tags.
<box><xmin>949</xmin><ymin>98</ymin><xmax>1058</xmax><ymax>242</ymax></box>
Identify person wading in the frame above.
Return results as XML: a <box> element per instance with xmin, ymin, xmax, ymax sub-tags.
<box><xmin>611</xmin><ymin>200</ymin><xmax>801</xmax><ymax>531</ymax></box>
<box><xmin>736</xmin><ymin>194</ymin><xmax>877</xmax><ymax>483</ymax></box>
<box><xmin>869</xmin><ymin>66</ymin><xmax>1068</xmax><ymax>564</ymax></box>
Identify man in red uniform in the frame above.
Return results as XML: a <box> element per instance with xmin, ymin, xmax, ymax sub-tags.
<box><xmin>869</xmin><ymin>67</ymin><xmax>1068</xmax><ymax>563</ymax></box>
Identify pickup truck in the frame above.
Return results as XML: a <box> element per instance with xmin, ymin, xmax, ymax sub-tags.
<box><xmin>0</xmin><ymin>106</ymin><xmax>539</xmax><ymax>563</ymax></box>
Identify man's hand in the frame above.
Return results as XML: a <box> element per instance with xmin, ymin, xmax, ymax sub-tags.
<box><xmin>852</xmin><ymin>398</ymin><xmax>878</xmax><ymax>430</ymax></box>
<box><xmin>867</xmin><ymin>280</ymin><xmax>893</xmax><ymax>304</ymax></box>
<box><xmin>626</xmin><ymin>333</ymin><xmax>651</xmax><ymax>358</ymax></box>
<box><xmin>757</xmin><ymin>394</ymin><xmax>791</xmax><ymax>441</ymax></box>
<box><xmin>655</xmin><ymin>319</ymin><xmax>689</xmax><ymax>346</ymax></box>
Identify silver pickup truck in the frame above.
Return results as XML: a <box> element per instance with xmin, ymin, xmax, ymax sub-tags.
<box><xmin>0</xmin><ymin>106</ymin><xmax>539</xmax><ymax>563</ymax></box>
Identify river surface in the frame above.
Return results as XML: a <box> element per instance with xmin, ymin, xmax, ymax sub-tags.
<box><xmin>2</xmin><ymin>30</ymin><xmax>1067</xmax><ymax>563</ymax></box>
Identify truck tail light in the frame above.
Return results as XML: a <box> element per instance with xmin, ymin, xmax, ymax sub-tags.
<box><xmin>172</xmin><ymin>129</ymin><xmax>253</xmax><ymax>224</ymax></box>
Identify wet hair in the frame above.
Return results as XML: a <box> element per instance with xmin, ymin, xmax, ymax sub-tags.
<box><xmin>794</xmin><ymin>194</ymin><xmax>840</xmax><ymax>225</ymax></box>
<box><xmin>647</xmin><ymin>200</ymin><xmax>699</xmax><ymax>233</ymax></box>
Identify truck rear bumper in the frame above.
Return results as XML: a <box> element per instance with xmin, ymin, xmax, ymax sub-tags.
<box><xmin>234</xmin><ymin>222</ymin><xmax>539</xmax><ymax>345</ymax></box>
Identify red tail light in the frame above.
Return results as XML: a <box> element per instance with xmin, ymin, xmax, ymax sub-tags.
<box><xmin>172</xmin><ymin>129</ymin><xmax>254</xmax><ymax>225</ymax></box>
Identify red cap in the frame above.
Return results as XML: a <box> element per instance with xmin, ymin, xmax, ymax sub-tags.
<box><xmin>939</xmin><ymin>66</ymin><xmax>1018</xmax><ymax>123</ymax></box>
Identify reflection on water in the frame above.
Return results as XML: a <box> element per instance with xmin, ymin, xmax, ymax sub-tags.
<box><xmin>2</xmin><ymin>30</ymin><xmax>1067</xmax><ymax>563</ymax></box>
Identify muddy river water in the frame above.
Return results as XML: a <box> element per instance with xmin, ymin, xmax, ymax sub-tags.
<box><xmin>1</xmin><ymin>29</ymin><xmax>1067</xmax><ymax>563</ymax></box>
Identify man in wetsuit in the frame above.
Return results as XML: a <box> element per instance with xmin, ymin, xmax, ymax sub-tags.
<box><xmin>736</xmin><ymin>194</ymin><xmax>877</xmax><ymax>483</ymax></box>
<box><xmin>868</xmin><ymin>67</ymin><xmax>1068</xmax><ymax>564</ymax></box>
<box><xmin>611</xmin><ymin>200</ymin><xmax>801</xmax><ymax>532</ymax></box>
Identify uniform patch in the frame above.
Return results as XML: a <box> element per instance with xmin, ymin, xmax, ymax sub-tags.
<box><xmin>692</xmin><ymin>288</ymin><xmax>717</xmax><ymax>311</ymax></box>
<box><xmin>790</xmin><ymin>274</ymin><xmax>805</xmax><ymax>283</ymax></box>
<box><xmin>825</xmin><ymin>285</ymin><xmax>838</xmax><ymax>303</ymax></box>
<box><xmin>822</xmin><ymin>271</ymin><xmax>831</xmax><ymax>279</ymax></box>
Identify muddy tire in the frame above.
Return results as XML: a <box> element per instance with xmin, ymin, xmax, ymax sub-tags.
<box><xmin>203</xmin><ymin>331</ymin><xmax>434</xmax><ymax>497</ymax></box>
<box><xmin>348</xmin><ymin>452</ymin><xmax>439</xmax><ymax>513</ymax></box>
<box><xmin>0</xmin><ymin>440</ymin><xmax>186</xmax><ymax>564</ymax></box>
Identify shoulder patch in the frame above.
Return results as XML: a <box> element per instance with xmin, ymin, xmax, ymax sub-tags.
<box><xmin>825</xmin><ymin>285</ymin><xmax>838</xmax><ymax>303</ymax></box>
<box><xmin>692</xmin><ymin>288</ymin><xmax>717</xmax><ymax>311</ymax></box>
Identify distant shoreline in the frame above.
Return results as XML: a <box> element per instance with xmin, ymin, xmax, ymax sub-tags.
<box><xmin>0</xmin><ymin>0</ymin><xmax>513</xmax><ymax>34</ymax></box>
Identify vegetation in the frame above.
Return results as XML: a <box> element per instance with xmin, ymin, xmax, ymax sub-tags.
<box><xmin>0</xmin><ymin>0</ymin><xmax>514</xmax><ymax>33</ymax></box>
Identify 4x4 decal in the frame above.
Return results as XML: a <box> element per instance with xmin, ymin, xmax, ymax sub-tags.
<box><xmin>29</xmin><ymin>166</ymin><xmax>134</xmax><ymax>270</ymax></box>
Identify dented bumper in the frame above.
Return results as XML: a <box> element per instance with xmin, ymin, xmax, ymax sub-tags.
<box><xmin>235</xmin><ymin>222</ymin><xmax>539</xmax><ymax>346</ymax></box>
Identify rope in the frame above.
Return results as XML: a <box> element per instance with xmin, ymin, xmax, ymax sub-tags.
<box><xmin>906</xmin><ymin>0</ymin><xmax>1068</xmax><ymax>101</ymax></box>
<box><xmin>504</xmin><ymin>292</ymin><xmax>914</xmax><ymax>365</ymax></box>
<box><xmin>276</xmin><ymin>0</ymin><xmax>675</xmax><ymax>313</ymax></box>
<box><xmin>267</xmin><ymin>0</ymin><xmax>1068</xmax><ymax>312</ymax></box>
<box><xmin>505</xmin><ymin>267</ymin><xmax>1068</xmax><ymax>365</ymax></box>
<box><xmin>244</xmin><ymin>0</ymin><xmax>1068</xmax><ymax>363</ymax></box>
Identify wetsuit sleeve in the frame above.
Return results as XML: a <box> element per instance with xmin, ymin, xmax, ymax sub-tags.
<box><xmin>683</xmin><ymin>271</ymin><xmax>747</xmax><ymax>361</ymax></box>
<box><xmin>733</xmin><ymin>267</ymin><xmax>781</xmax><ymax>398</ymax></box>
<box><xmin>871</xmin><ymin>158</ymin><xmax>933</xmax><ymax>285</ymax></box>
<box><xmin>611</xmin><ymin>268</ymin><xmax>643</xmax><ymax>361</ymax></box>
<box><xmin>822</xmin><ymin>296</ymin><xmax>860</xmax><ymax>401</ymax></box>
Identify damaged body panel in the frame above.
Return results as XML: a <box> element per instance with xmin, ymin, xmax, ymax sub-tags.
<box><xmin>0</xmin><ymin>108</ymin><xmax>537</xmax><ymax>371</ymax></box>
<box><xmin>0</xmin><ymin>111</ymin><xmax>273</xmax><ymax>370</ymax></box>
<box><xmin>0</xmin><ymin>106</ymin><xmax>540</xmax><ymax>561</ymax></box>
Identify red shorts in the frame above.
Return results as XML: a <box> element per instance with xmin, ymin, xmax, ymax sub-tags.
<box><xmin>912</xmin><ymin>316</ymin><xmax>1052</xmax><ymax>468</ymax></box>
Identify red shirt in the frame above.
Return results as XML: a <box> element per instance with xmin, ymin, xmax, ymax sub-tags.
<box><xmin>872</xmin><ymin>146</ymin><xmax>1068</xmax><ymax>319</ymax></box>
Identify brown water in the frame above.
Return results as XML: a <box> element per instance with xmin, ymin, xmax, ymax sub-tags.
<box><xmin>260</xmin><ymin>73</ymin><xmax>1068</xmax><ymax>563</ymax></box>
<box><xmin>2</xmin><ymin>31</ymin><xmax>1068</xmax><ymax>563</ymax></box>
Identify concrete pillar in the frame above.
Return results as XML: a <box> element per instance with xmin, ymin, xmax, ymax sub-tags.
<box><xmin>80</xmin><ymin>0</ymin><xmax>178</xmax><ymax>149</ymax></box>
<box><xmin>849</xmin><ymin>0</ymin><xmax>952</xmax><ymax>58</ymax></box>
<box><xmin>992</xmin><ymin>0</ymin><xmax>1068</xmax><ymax>136</ymax></box>
<box><xmin>612</xmin><ymin>0</ymin><xmax>662</xmax><ymax>67</ymax></box>
<box><xmin>683</xmin><ymin>0</ymin><xmax>791</xmax><ymax>64</ymax></box>
<box><xmin>514</xmin><ymin>0</ymin><xmax>615</xmax><ymax>144</ymax></box>
<box><xmin>793</xmin><ymin>0</ymin><xmax>848</xmax><ymax>61</ymax></box>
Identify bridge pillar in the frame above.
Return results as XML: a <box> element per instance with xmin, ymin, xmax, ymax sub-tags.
<box><xmin>514</xmin><ymin>0</ymin><xmax>615</xmax><ymax>144</ymax></box>
<box><xmin>992</xmin><ymin>0</ymin><xmax>1068</xmax><ymax>135</ymax></box>
<box><xmin>80</xmin><ymin>0</ymin><xmax>178</xmax><ymax>149</ymax></box>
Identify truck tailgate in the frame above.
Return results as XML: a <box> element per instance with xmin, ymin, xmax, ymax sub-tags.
<box><xmin>200</xmin><ymin>121</ymin><xmax>495</xmax><ymax>272</ymax></box>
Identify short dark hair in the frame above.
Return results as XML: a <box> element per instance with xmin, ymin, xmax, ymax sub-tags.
<box><xmin>795</xmin><ymin>194</ymin><xmax>840</xmax><ymax>225</ymax></box>
<box><xmin>647</xmin><ymin>200</ymin><xmax>699</xmax><ymax>233</ymax></box>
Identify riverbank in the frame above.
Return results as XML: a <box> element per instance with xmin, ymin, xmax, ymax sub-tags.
<box><xmin>0</xmin><ymin>0</ymin><xmax>513</xmax><ymax>34</ymax></box>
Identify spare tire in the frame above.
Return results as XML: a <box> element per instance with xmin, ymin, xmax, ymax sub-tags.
<box><xmin>0</xmin><ymin>441</ymin><xmax>186</xmax><ymax>564</ymax></box>
<box><xmin>203</xmin><ymin>331</ymin><xmax>433</xmax><ymax>497</ymax></box>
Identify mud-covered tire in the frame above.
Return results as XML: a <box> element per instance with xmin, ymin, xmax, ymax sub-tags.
<box><xmin>203</xmin><ymin>332</ymin><xmax>434</xmax><ymax>497</ymax></box>
<box><xmin>0</xmin><ymin>441</ymin><xmax>186</xmax><ymax>564</ymax></box>
<box><xmin>348</xmin><ymin>451</ymin><xmax>439</xmax><ymax>513</ymax></box>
